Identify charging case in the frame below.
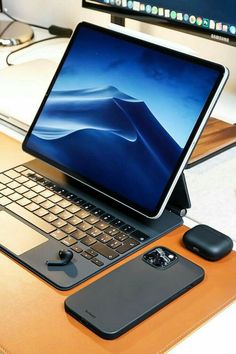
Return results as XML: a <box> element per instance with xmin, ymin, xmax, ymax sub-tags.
<box><xmin>183</xmin><ymin>224</ymin><xmax>233</xmax><ymax>261</ymax></box>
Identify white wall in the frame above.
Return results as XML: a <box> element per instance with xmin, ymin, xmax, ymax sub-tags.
<box><xmin>3</xmin><ymin>0</ymin><xmax>236</xmax><ymax>120</ymax></box>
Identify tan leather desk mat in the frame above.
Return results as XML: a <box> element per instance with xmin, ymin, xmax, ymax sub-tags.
<box><xmin>0</xmin><ymin>133</ymin><xmax>236</xmax><ymax>354</ymax></box>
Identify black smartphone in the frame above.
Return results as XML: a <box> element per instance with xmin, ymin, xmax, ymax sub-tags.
<box><xmin>65</xmin><ymin>246</ymin><xmax>204</xmax><ymax>339</ymax></box>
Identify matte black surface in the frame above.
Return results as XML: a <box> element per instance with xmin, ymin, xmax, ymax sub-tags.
<box><xmin>183</xmin><ymin>224</ymin><xmax>233</xmax><ymax>261</ymax></box>
<box><xmin>65</xmin><ymin>247</ymin><xmax>204</xmax><ymax>339</ymax></box>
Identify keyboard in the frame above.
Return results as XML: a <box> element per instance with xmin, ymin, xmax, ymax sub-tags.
<box><xmin>0</xmin><ymin>165</ymin><xmax>150</xmax><ymax>271</ymax></box>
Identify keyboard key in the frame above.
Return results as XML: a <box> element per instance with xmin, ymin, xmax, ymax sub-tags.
<box><xmin>25</xmin><ymin>202</ymin><xmax>40</xmax><ymax>212</ymax></box>
<box><xmin>71</xmin><ymin>230</ymin><xmax>87</xmax><ymax>240</ymax></box>
<box><xmin>1</xmin><ymin>188</ymin><xmax>14</xmax><ymax>196</ymax></box>
<box><xmin>96</xmin><ymin>233</ymin><xmax>113</xmax><ymax>243</ymax></box>
<box><xmin>81</xmin><ymin>251</ymin><xmax>93</xmax><ymax>260</ymax></box>
<box><xmin>0</xmin><ymin>174</ymin><xmax>12</xmax><ymax>184</ymax></box>
<box><xmin>24</xmin><ymin>180</ymin><xmax>37</xmax><ymax>188</ymax></box>
<box><xmin>40</xmin><ymin>178</ymin><xmax>50</xmax><ymax>186</ymax></box>
<box><xmin>83</xmin><ymin>202</ymin><xmax>95</xmax><ymax>211</ymax></box>
<box><xmin>23</xmin><ymin>191</ymin><xmax>37</xmax><ymax>199</ymax></box>
<box><xmin>116</xmin><ymin>238</ymin><xmax>140</xmax><ymax>254</ymax></box>
<box><xmin>105</xmin><ymin>227</ymin><xmax>120</xmax><ymax>236</ymax></box>
<box><xmin>92</xmin><ymin>208</ymin><xmax>105</xmax><ymax>216</ymax></box>
<box><xmin>49</xmin><ymin>194</ymin><xmax>63</xmax><ymax>203</ymax></box>
<box><xmin>4</xmin><ymin>170</ymin><xmax>20</xmax><ymax>179</ymax></box>
<box><xmin>76</xmin><ymin>209</ymin><xmax>90</xmax><ymax>219</ymax></box>
<box><xmin>67</xmin><ymin>204</ymin><xmax>81</xmax><ymax>213</ymax></box>
<box><xmin>31</xmin><ymin>195</ymin><xmax>46</xmax><ymax>204</ymax></box>
<box><xmin>41</xmin><ymin>200</ymin><xmax>55</xmax><ymax>209</ymax></box>
<box><xmin>21</xmin><ymin>168</ymin><xmax>35</xmax><ymax>177</ymax></box>
<box><xmin>111</xmin><ymin>218</ymin><xmax>125</xmax><ymax>228</ymax></box>
<box><xmin>95</xmin><ymin>220</ymin><xmax>109</xmax><ymax>230</ymax></box>
<box><xmin>91</xmin><ymin>243</ymin><xmax>119</xmax><ymax>260</ymax></box>
<box><xmin>87</xmin><ymin>227</ymin><xmax>102</xmax><ymax>238</ymax></box>
<box><xmin>32</xmin><ymin>185</ymin><xmax>45</xmax><ymax>193</ymax></box>
<box><xmin>84</xmin><ymin>215</ymin><xmax>99</xmax><ymax>225</ymax></box>
<box><xmin>91</xmin><ymin>258</ymin><xmax>104</xmax><ymax>267</ymax></box>
<box><xmin>0</xmin><ymin>196</ymin><xmax>12</xmax><ymax>206</ymax></box>
<box><xmin>86</xmin><ymin>249</ymin><xmax>98</xmax><ymax>257</ymax></box>
<box><xmin>17</xmin><ymin>197</ymin><xmax>31</xmax><ymax>206</ymax></box>
<box><xmin>50</xmin><ymin>229</ymin><xmax>67</xmax><ymax>240</ymax></box>
<box><xmin>7</xmin><ymin>181</ymin><xmax>21</xmax><ymax>189</ymax></box>
<box><xmin>120</xmin><ymin>224</ymin><xmax>135</xmax><ymax>234</ymax></box>
<box><xmin>77</xmin><ymin>221</ymin><xmax>92</xmax><ymax>232</ymax></box>
<box><xmin>49</xmin><ymin>205</ymin><xmax>64</xmax><ymax>215</ymax></box>
<box><xmin>114</xmin><ymin>233</ymin><xmax>129</xmax><ymax>242</ymax></box>
<box><xmin>74</xmin><ymin>197</ymin><xmax>86</xmax><ymax>205</ymax></box>
<box><xmin>40</xmin><ymin>189</ymin><xmax>54</xmax><ymax>198</ymax></box>
<box><xmin>6</xmin><ymin>203</ymin><xmax>56</xmax><ymax>233</ymax></box>
<box><xmin>34</xmin><ymin>208</ymin><xmax>48</xmax><ymax>217</ymax></box>
<box><xmin>8</xmin><ymin>192</ymin><xmax>22</xmax><ymax>201</ymax></box>
<box><xmin>61</xmin><ymin>236</ymin><xmax>77</xmax><ymax>247</ymax></box>
<box><xmin>43</xmin><ymin>213</ymin><xmax>58</xmax><ymax>222</ymax></box>
<box><xmin>65</xmin><ymin>192</ymin><xmax>77</xmax><ymax>200</ymax></box>
<box><xmin>67</xmin><ymin>216</ymin><xmax>82</xmax><ymax>226</ymax></box>
<box><xmin>101</xmin><ymin>213</ymin><xmax>115</xmax><ymax>223</ymax></box>
<box><xmin>58</xmin><ymin>210</ymin><xmax>73</xmax><ymax>220</ymax></box>
<box><xmin>52</xmin><ymin>218</ymin><xmax>67</xmax><ymax>228</ymax></box>
<box><xmin>107</xmin><ymin>239</ymin><xmax>122</xmax><ymax>249</ymax></box>
<box><xmin>53</xmin><ymin>186</ymin><xmax>66</xmax><ymax>194</ymax></box>
<box><xmin>15</xmin><ymin>186</ymin><xmax>29</xmax><ymax>194</ymax></box>
<box><xmin>14</xmin><ymin>165</ymin><xmax>26</xmax><ymax>173</ymax></box>
<box><xmin>71</xmin><ymin>244</ymin><xmax>83</xmax><ymax>253</ymax></box>
<box><xmin>131</xmin><ymin>230</ymin><xmax>150</xmax><ymax>242</ymax></box>
<box><xmin>15</xmin><ymin>176</ymin><xmax>28</xmax><ymax>184</ymax></box>
<box><xmin>80</xmin><ymin>235</ymin><xmax>97</xmax><ymax>246</ymax></box>
<box><xmin>58</xmin><ymin>199</ymin><xmax>72</xmax><ymax>208</ymax></box>
<box><xmin>61</xmin><ymin>224</ymin><xmax>77</xmax><ymax>234</ymax></box>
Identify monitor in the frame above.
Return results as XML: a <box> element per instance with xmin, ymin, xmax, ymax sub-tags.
<box><xmin>82</xmin><ymin>0</ymin><xmax>236</xmax><ymax>47</ymax></box>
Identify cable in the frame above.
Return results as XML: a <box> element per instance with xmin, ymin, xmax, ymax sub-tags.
<box><xmin>5</xmin><ymin>36</ymin><xmax>62</xmax><ymax>66</ymax></box>
<box><xmin>2</xmin><ymin>9</ymin><xmax>73</xmax><ymax>66</ymax></box>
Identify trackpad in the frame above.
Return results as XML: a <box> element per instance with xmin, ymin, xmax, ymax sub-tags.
<box><xmin>0</xmin><ymin>211</ymin><xmax>48</xmax><ymax>255</ymax></box>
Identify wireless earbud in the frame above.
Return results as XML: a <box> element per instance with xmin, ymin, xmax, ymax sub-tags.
<box><xmin>46</xmin><ymin>249</ymin><xmax>73</xmax><ymax>266</ymax></box>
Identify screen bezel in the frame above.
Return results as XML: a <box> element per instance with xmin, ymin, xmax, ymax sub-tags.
<box><xmin>82</xmin><ymin>0</ymin><xmax>236</xmax><ymax>47</ymax></box>
<box><xmin>23</xmin><ymin>22</ymin><xmax>227</xmax><ymax>218</ymax></box>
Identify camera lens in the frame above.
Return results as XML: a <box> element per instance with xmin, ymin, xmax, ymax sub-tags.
<box><xmin>143</xmin><ymin>247</ymin><xmax>177</xmax><ymax>268</ymax></box>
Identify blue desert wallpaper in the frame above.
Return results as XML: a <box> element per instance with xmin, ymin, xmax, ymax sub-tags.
<box><xmin>26</xmin><ymin>26</ymin><xmax>220</xmax><ymax>212</ymax></box>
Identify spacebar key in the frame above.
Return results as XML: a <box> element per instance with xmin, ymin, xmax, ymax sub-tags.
<box><xmin>91</xmin><ymin>243</ymin><xmax>119</xmax><ymax>260</ymax></box>
<box><xmin>6</xmin><ymin>203</ymin><xmax>56</xmax><ymax>233</ymax></box>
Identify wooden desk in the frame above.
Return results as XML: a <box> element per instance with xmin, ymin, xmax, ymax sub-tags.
<box><xmin>0</xmin><ymin>133</ymin><xmax>236</xmax><ymax>354</ymax></box>
<box><xmin>188</xmin><ymin>117</ymin><xmax>236</xmax><ymax>167</ymax></box>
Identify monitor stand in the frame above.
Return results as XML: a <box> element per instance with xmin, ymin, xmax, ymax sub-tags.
<box><xmin>110</xmin><ymin>16</ymin><xmax>236</xmax><ymax>168</ymax></box>
<box><xmin>0</xmin><ymin>20</ymin><xmax>33</xmax><ymax>46</ymax></box>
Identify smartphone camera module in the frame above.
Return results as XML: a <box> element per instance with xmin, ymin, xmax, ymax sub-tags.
<box><xmin>143</xmin><ymin>247</ymin><xmax>178</xmax><ymax>269</ymax></box>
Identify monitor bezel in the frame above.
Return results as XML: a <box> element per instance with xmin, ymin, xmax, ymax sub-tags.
<box><xmin>23</xmin><ymin>22</ymin><xmax>228</xmax><ymax>219</ymax></box>
<box><xmin>82</xmin><ymin>0</ymin><xmax>236</xmax><ymax>47</ymax></box>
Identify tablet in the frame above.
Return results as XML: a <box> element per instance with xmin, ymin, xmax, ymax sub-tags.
<box><xmin>23</xmin><ymin>22</ymin><xmax>228</xmax><ymax>218</ymax></box>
